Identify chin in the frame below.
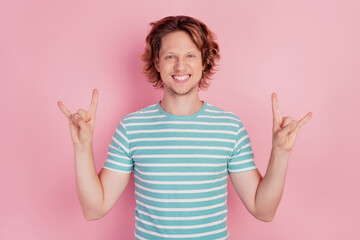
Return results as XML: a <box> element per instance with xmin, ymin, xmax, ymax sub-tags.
<box><xmin>169</xmin><ymin>85</ymin><xmax>199</xmax><ymax>96</ymax></box>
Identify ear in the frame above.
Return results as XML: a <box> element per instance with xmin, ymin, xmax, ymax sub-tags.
<box><xmin>154</xmin><ymin>58</ymin><xmax>160</xmax><ymax>72</ymax></box>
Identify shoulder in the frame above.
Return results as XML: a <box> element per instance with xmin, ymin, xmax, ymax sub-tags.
<box><xmin>121</xmin><ymin>102</ymin><xmax>160</xmax><ymax>123</ymax></box>
<box><xmin>204</xmin><ymin>102</ymin><xmax>244</xmax><ymax>126</ymax></box>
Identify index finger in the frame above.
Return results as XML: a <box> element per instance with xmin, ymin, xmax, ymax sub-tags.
<box><xmin>88</xmin><ymin>89</ymin><xmax>98</xmax><ymax>116</ymax></box>
<box><xmin>272</xmin><ymin>92</ymin><xmax>282</xmax><ymax>122</ymax></box>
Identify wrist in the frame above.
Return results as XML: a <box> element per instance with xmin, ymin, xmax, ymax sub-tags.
<box><xmin>271</xmin><ymin>147</ymin><xmax>291</xmax><ymax>161</ymax></box>
<box><xmin>74</xmin><ymin>142</ymin><xmax>92</xmax><ymax>153</ymax></box>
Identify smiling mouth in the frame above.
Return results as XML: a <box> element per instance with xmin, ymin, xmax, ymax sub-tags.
<box><xmin>172</xmin><ymin>74</ymin><xmax>191</xmax><ymax>81</ymax></box>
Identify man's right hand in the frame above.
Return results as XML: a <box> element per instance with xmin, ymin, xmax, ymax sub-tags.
<box><xmin>57</xmin><ymin>89</ymin><xmax>99</xmax><ymax>146</ymax></box>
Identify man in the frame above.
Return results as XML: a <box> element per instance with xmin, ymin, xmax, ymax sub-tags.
<box><xmin>58</xmin><ymin>16</ymin><xmax>312</xmax><ymax>240</ymax></box>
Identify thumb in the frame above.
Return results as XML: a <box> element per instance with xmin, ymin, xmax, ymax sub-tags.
<box><xmin>72</xmin><ymin>113</ymin><xmax>86</xmax><ymax>128</ymax></box>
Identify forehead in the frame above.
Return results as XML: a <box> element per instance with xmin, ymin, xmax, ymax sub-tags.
<box><xmin>159</xmin><ymin>30</ymin><xmax>200</xmax><ymax>54</ymax></box>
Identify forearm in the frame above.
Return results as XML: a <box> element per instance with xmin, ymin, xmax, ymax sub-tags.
<box><xmin>254</xmin><ymin>149</ymin><xmax>290</xmax><ymax>221</ymax></box>
<box><xmin>74</xmin><ymin>144</ymin><xmax>104</xmax><ymax>220</ymax></box>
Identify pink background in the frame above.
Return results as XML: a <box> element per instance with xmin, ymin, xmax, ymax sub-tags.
<box><xmin>1</xmin><ymin>0</ymin><xmax>359</xmax><ymax>239</ymax></box>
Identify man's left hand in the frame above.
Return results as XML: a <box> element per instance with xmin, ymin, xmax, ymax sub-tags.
<box><xmin>271</xmin><ymin>92</ymin><xmax>312</xmax><ymax>153</ymax></box>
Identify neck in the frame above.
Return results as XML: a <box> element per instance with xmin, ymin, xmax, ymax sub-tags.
<box><xmin>160</xmin><ymin>93</ymin><xmax>203</xmax><ymax>116</ymax></box>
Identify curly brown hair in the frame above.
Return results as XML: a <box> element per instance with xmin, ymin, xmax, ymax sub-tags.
<box><xmin>141</xmin><ymin>15</ymin><xmax>220</xmax><ymax>90</ymax></box>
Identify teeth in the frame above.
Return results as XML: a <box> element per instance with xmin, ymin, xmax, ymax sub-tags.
<box><xmin>173</xmin><ymin>74</ymin><xmax>190</xmax><ymax>81</ymax></box>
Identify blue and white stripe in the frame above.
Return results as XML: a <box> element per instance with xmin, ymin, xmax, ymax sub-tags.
<box><xmin>103</xmin><ymin>101</ymin><xmax>257</xmax><ymax>239</ymax></box>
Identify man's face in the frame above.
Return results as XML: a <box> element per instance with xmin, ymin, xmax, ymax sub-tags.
<box><xmin>155</xmin><ymin>30</ymin><xmax>205</xmax><ymax>96</ymax></box>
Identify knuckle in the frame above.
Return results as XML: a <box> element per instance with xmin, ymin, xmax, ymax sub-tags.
<box><xmin>77</xmin><ymin>109</ymin><xmax>86</xmax><ymax>114</ymax></box>
<box><xmin>77</xmin><ymin>109</ymin><xmax>87</xmax><ymax>118</ymax></box>
<box><xmin>283</xmin><ymin>116</ymin><xmax>293</xmax><ymax>122</ymax></box>
<box><xmin>281</xmin><ymin>117</ymin><xmax>293</xmax><ymax>127</ymax></box>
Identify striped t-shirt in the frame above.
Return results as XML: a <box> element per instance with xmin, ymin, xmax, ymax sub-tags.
<box><xmin>103</xmin><ymin>101</ymin><xmax>257</xmax><ymax>240</ymax></box>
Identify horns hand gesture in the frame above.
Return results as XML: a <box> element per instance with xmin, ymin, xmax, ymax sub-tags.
<box><xmin>57</xmin><ymin>89</ymin><xmax>99</xmax><ymax>146</ymax></box>
<box><xmin>272</xmin><ymin>93</ymin><xmax>312</xmax><ymax>153</ymax></box>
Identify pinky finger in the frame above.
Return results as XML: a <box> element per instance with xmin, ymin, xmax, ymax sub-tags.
<box><xmin>298</xmin><ymin>112</ymin><xmax>312</xmax><ymax>128</ymax></box>
<box><xmin>58</xmin><ymin>101</ymin><xmax>72</xmax><ymax>118</ymax></box>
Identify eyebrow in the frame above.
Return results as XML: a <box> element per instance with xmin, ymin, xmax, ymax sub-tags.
<box><xmin>162</xmin><ymin>50</ymin><xmax>199</xmax><ymax>55</ymax></box>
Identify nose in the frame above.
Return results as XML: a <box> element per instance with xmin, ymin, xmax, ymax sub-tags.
<box><xmin>174</xmin><ymin>57</ymin><xmax>185</xmax><ymax>72</ymax></box>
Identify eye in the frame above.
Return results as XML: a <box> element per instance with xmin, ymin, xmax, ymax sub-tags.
<box><xmin>165</xmin><ymin>55</ymin><xmax>174</xmax><ymax>60</ymax></box>
<box><xmin>187</xmin><ymin>54</ymin><xmax>194</xmax><ymax>58</ymax></box>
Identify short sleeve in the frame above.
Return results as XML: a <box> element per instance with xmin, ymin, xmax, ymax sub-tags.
<box><xmin>102</xmin><ymin>121</ymin><xmax>134</xmax><ymax>173</ymax></box>
<box><xmin>228</xmin><ymin>122</ymin><xmax>257</xmax><ymax>173</ymax></box>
